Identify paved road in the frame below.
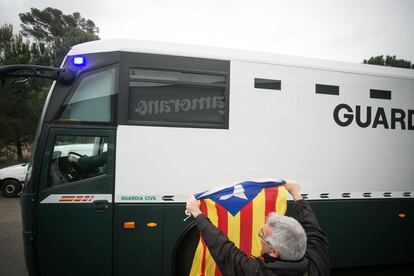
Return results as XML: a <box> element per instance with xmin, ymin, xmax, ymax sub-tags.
<box><xmin>0</xmin><ymin>197</ymin><xmax>28</xmax><ymax>276</ymax></box>
<box><xmin>1</xmin><ymin>196</ymin><xmax>413</xmax><ymax>276</ymax></box>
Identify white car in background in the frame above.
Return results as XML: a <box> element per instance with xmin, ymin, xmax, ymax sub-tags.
<box><xmin>0</xmin><ymin>163</ymin><xmax>28</xmax><ymax>197</ymax></box>
<box><xmin>0</xmin><ymin>143</ymin><xmax>100</xmax><ymax>197</ymax></box>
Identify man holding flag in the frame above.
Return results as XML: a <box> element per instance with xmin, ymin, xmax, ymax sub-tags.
<box><xmin>186</xmin><ymin>181</ymin><xmax>329</xmax><ymax>275</ymax></box>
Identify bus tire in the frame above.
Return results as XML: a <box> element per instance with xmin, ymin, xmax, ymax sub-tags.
<box><xmin>173</xmin><ymin>225</ymin><xmax>200</xmax><ymax>276</ymax></box>
<box><xmin>0</xmin><ymin>179</ymin><xmax>22</xmax><ymax>198</ymax></box>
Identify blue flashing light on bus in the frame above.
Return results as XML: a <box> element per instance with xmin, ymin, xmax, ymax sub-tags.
<box><xmin>73</xmin><ymin>56</ymin><xmax>86</xmax><ymax>66</ymax></box>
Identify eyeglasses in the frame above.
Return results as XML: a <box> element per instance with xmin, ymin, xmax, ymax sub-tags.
<box><xmin>258</xmin><ymin>228</ymin><xmax>272</xmax><ymax>246</ymax></box>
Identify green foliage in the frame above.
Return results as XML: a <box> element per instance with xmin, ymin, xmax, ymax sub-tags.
<box><xmin>1</xmin><ymin>8</ymin><xmax>100</xmax><ymax>165</ymax></box>
<box><xmin>363</xmin><ymin>55</ymin><xmax>413</xmax><ymax>69</ymax></box>
<box><xmin>1</xmin><ymin>26</ymin><xmax>31</xmax><ymax>65</ymax></box>
<box><xmin>0</xmin><ymin>24</ymin><xmax>51</xmax><ymax>164</ymax></box>
<box><xmin>19</xmin><ymin>7</ymin><xmax>99</xmax><ymax>66</ymax></box>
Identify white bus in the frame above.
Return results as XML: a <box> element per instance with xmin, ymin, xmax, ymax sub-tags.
<box><xmin>1</xmin><ymin>39</ymin><xmax>413</xmax><ymax>275</ymax></box>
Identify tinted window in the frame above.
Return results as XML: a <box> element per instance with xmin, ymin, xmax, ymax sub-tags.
<box><xmin>370</xmin><ymin>89</ymin><xmax>391</xmax><ymax>100</ymax></box>
<box><xmin>59</xmin><ymin>67</ymin><xmax>116</xmax><ymax>123</ymax></box>
<box><xmin>130</xmin><ymin>69</ymin><xmax>225</xmax><ymax>85</ymax></box>
<box><xmin>315</xmin><ymin>84</ymin><xmax>339</xmax><ymax>95</ymax></box>
<box><xmin>128</xmin><ymin>69</ymin><xmax>227</xmax><ymax>127</ymax></box>
<box><xmin>254</xmin><ymin>78</ymin><xmax>281</xmax><ymax>90</ymax></box>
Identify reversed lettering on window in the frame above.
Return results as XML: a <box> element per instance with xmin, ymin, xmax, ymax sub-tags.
<box><xmin>134</xmin><ymin>96</ymin><xmax>225</xmax><ymax>116</ymax></box>
<box><xmin>129</xmin><ymin>82</ymin><xmax>226</xmax><ymax>124</ymax></box>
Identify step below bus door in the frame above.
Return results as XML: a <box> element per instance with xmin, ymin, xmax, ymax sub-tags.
<box><xmin>36</xmin><ymin>128</ymin><xmax>115</xmax><ymax>276</ymax></box>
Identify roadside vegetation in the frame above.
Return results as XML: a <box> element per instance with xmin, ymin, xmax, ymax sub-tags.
<box><xmin>0</xmin><ymin>7</ymin><xmax>99</xmax><ymax>168</ymax></box>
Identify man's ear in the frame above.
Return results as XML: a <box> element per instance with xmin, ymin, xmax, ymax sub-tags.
<box><xmin>269</xmin><ymin>249</ymin><xmax>279</xmax><ymax>258</ymax></box>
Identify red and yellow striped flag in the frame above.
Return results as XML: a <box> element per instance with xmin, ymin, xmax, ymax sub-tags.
<box><xmin>190</xmin><ymin>180</ymin><xmax>287</xmax><ymax>276</ymax></box>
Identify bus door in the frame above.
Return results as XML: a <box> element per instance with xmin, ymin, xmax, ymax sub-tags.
<box><xmin>36</xmin><ymin>127</ymin><xmax>115</xmax><ymax>276</ymax></box>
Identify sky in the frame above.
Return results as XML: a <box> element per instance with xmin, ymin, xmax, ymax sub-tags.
<box><xmin>0</xmin><ymin>0</ymin><xmax>413</xmax><ymax>64</ymax></box>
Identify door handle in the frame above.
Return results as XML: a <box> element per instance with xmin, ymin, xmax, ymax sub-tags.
<box><xmin>92</xmin><ymin>200</ymin><xmax>110</xmax><ymax>211</ymax></box>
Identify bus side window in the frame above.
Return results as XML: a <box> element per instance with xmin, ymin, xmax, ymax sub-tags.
<box><xmin>128</xmin><ymin>68</ymin><xmax>228</xmax><ymax>128</ymax></box>
<box><xmin>48</xmin><ymin>135</ymin><xmax>108</xmax><ymax>187</ymax></box>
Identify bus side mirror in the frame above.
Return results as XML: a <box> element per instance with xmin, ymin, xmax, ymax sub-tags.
<box><xmin>0</xmin><ymin>65</ymin><xmax>76</xmax><ymax>87</ymax></box>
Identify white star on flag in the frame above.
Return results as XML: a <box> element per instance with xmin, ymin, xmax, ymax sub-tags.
<box><xmin>219</xmin><ymin>184</ymin><xmax>248</xmax><ymax>200</ymax></box>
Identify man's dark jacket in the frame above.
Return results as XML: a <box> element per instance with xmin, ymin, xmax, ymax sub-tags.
<box><xmin>194</xmin><ymin>200</ymin><xmax>330</xmax><ymax>276</ymax></box>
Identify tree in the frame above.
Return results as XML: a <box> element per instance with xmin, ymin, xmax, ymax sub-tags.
<box><xmin>363</xmin><ymin>55</ymin><xmax>414</xmax><ymax>69</ymax></box>
<box><xmin>0</xmin><ymin>24</ymin><xmax>50</xmax><ymax>163</ymax></box>
<box><xmin>0</xmin><ymin>8</ymin><xmax>100</xmax><ymax>165</ymax></box>
<box><xmin>19</xmin><ymin>7</ymin><xmax>99</xmax><ymax>66</ymax></box>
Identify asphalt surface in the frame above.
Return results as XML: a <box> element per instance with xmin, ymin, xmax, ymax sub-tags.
<box><xmin>0</xmin><ymin>197</ymin><xmax>28</xmax><ymax>276</ymax></box>
<box><xmin>0</xmin><ymin>196</ymin><xmax>413</xmax><ymax>276</ymax></box>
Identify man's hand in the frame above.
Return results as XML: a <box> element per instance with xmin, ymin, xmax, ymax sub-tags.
<box><xmin>186</xmin><ymin>195</ymin><xmax>202</xmax><ymax>218</ymax></box>
<box><xmin>285</xmin><ymin>180</ymin><xmax>303</xmax><ymax>201</ymax></box>
<box><xmin>67</xmin><ymin>154</ymin><xmax>79</xmax><ymax>163</ymax></box>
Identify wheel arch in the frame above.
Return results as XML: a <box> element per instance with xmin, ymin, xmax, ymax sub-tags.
<box><xmin>171</xmin><ymin>222</ymin><xmax>200</xmax><ymax>276</ymax></box>
<box><xmin>0</xmin><ymin>177</ymin><xmax>22</xmax><ymax>184</ymax></box>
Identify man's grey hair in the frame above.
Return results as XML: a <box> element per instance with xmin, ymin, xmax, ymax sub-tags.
<box><xmin>266</xmin><ymin>212</ymin><xmax>307</xmax><ymax>261</ymax></box>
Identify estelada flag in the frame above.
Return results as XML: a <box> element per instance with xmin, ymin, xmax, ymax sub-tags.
<box><xmin>190</xmin><ymin>180</ymin><xmax>287</xmax><ymax>276</ymax></box>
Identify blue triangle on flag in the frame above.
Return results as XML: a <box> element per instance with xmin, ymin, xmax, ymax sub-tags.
<box><xmin>195</xmin><ymin>180</ymin><xmax>285</xmax><ymax>216</ymax></box>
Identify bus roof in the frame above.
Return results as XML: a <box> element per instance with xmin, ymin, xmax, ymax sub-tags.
<box><xmin>68</xmin><ymin>39</ymin><xmax>414</xmax><ymax>80</ymax></box>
